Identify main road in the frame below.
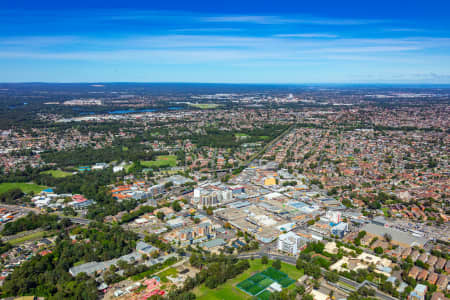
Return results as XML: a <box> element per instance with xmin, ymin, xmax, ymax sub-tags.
<box><xmin>203</xmin><ymin>124</ymin><xmax>296</xmax><ymax>174</ymax></box>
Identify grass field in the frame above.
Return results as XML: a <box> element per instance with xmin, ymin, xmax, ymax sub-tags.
<box><xmin>188</xmin><ymin>103</ymin><xmax>221</xmax><ymax>109</ymax></box>
<box><xmin>338</xmin><ymin>280</ymin><xmax>356</xmax><ymax>291</ymax></box>
<box><xmin>194</xmin><ymin>258</ymin><xmax>304</xmax><ymax>300</ymax></box>
<box><xmin>235</xmin><ymin>133</ymin><xmax>250</xmax><ymax>138</ymax></box>
<box><xmin>131</xmin><ymin>257</ymin><xmax>178</xmax><ymax>281</ymax></box>
<box><xmin>141</xmin><ymin>155</ymin><xmax>177</xmax><ymax>168</ymax></box>
<box><xmin>125</xmin><ymin>155</ymin><xmax>178</xmax><ymax>172</ymax></box>
<box><xmin>0</xmin><ymin>182</ymin><xmax>47</xmax><ymax>194</ymax></box>
<box><xmin>41</xmin><ymin>169</ymin><xmax>73</xmax><ymax>178</ymax></box>
<box><xmin>158</xmin><ymin>267</ymin><xmax>178</xmax><ymax>283</ymax></box>
<box><xmin>9</xmin><ymin>230</ymin><xmax>51</xmax><ymax>245</ymax></box>
<box><xmin>238</xmin><ymin>267</ymin><xmax>295</xmax><ymax>296</ymax></box>
<box><xmin>258</xmin><ymin>290</ymin><xmax>272</xmax><ymax>300</ymax></box>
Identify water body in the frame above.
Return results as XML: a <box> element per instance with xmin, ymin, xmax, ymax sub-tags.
<box><xmin>8</xmin><ymin>102</ymin><xmax>28</xmax><ymax>109</ymax></box>
<box><xmin>79</xmin><ymin>112</ymin><xmax>96</xmax><ymax>115</ymax></box>
<box><xmin>108</xmin><ymin>109</ymin><xmax>157</xmax><ymax>114</ymax></box>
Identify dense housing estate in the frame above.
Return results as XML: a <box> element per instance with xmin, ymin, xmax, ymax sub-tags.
<box><xmin>0</xmin><ymin>84</ymin><xmax>448</xmax><ymax>300</ymax></box>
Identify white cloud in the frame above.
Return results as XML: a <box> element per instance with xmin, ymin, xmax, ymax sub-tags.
<box><xmin>385</xmin><ymin>28</ymin><xmax>425</xmax><ymax>32</ymax></box>
<box><xmin>275</xmin><ymin>33</ymin><xmax>338</xmax><ymax>38</ymax></box>
<box><xmin>0</xmin><ymin>36</ymin><xmax>81</xmax><ymax>46</ymax></box>
<box><xmin>0</xmin><ymin>34</ymin><xmax>449</xmax><ymax>68</ymax></box>
<box><xmin>201</xmin><ymin>15</ymin><xmax>386</xmax><ymax>25</ymax></box>
<box><xmin>312</xmin><ymin>46</ymin><xmax>421</xmax><ymax>53</ymax></box>
<box><xmin>172</xmin><ymin>28</ymin><xmax>242</xmax><ymax>32</ymax></box>
<box><xmin>200</xmin><ymin>15</ymin><xmax>290</xmax><ymax>24</ymax></box>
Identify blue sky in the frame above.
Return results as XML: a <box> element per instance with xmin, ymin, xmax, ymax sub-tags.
<box><xmin>1</xmin><ymin>0</ymin><xmax>450</xmax><ymax>83</ymax></box>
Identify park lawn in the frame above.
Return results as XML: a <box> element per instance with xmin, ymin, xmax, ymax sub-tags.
<box><xmin>188</xmin><ymin>103</ymin><xmax>221</xmax><ymax>109</ymax></box>
<box><xmin>9</xmin><ymin>230</ymin><xmax>52</xmax><ymax>246</ymax></box>
<box><xmin>195</xmin><ymin>281</ymin><xmax>250</xmax><ymax>300</ymax></box>
<box><xmin>235</xmin><ymin>133</ymin><xmax>250</xmax><ymax>137</ymax></box>
<box><xmin>41</xmin><ymin>169</ymin><xmax>73</xmax><ymax>178</ymax></box>
<box><xmin>124</xmin><ymin>163</ymin><xmax>133</xmax><ymax>172</ymax></box>
<box><xmin>0</xmin><ymin>182</ymin><xmax>47</xmax><ymax>194</ymax></box>
<box><xmin>158</xmin><ymin>267</ymin><xmax>178</xmax><ymax>283</ymax></box>
<box><xmin>131</xmin><ymin>257</ymin><xmax>178</xmax><ymax>281</ymax></box>
<box><xmin>141</xmin><ymin>155</ymin><xmax>177</xmax><ymax>168</ymax></box>
<box><xmin>157</xmin><ymin>155</ymin><xmax>177</xmax><ymax>163</ymax></box>
<box><xmin>194</xmin><ymin>258</ymin><xmax>303</xmax><ymax>300</ymax></box>
<box><xmin>276</xmin><ymin>262</ymin><xmax>304</xmax><ymax>280</ymax></box>
<box><xmin>125</xmin><ymin>155</ymin><xmax>177</xmax><ymax>172</ymax></box>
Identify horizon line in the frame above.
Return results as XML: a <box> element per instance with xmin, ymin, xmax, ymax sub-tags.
<box><xmin>1</xmin><ymin>81</ymin><xmax>450</xmax><ymax>86</ymax></box>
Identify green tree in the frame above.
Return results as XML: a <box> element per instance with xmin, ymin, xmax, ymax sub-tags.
<box><xmin>172</xmin><ymin>201</ymin><xmax>182</xmax><ymax>212</ymax></box>
<box><xmin>324</xmin><ymin>271</ymin><xmax>339</xmax><ymax>283</ymax></box>
<box><xmin>156</xmin><ymin>211</ymin><xmax>165</xmax><ymax>220</ymax></box>
<box><xmin>374</xmin><ymin>247</ymin><xmax>383</xmax><ymax>254</ymax></box>
<box><xmin>296</xmin><ymin>285</ymin><xmax>305</xmax><ymax>295</ymax></box>
<box><xmin>384</xmin><ymin>233</ymin><xmax>392</xmax><ymax>243</ymax></box>
<box><xmin>272</xmin><ymin>259</ymin><xmax>282</xmax><ymax>270</ymax></box>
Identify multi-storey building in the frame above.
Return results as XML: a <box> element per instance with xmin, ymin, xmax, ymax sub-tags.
<box><xmin>277</xmin><ymin>232</ymin><xmax>308</xmax><ymax>255</ymax></box>
<box><xmin>192</xmin><ymin>184</ymin><xmax>232</xmax><ymax>208</ymax></box>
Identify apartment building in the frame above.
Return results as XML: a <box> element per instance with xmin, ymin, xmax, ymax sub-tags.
<box><xmin>277</xmin><ymin>231</ymin><xmax>308</xmax><ymax>255</ymax></box>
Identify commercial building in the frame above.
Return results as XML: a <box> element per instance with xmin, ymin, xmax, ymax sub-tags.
<box><xmin>326</xmin><ymin>211</ymin><xmax>342</xmax><ymax>224</ymax></box>
<box><xmin>331</xmin><ymin>222</ymin><xmax>348</xmax><ymax>238</ymax></box>
<box><xmin>92</xmin><ymin>162</ymin><xmax>108</xmax><ymax>170</ymax></box>
<box><xmin>148</xmin><ymin>184</ymin><xmax>165</xmax><ymax>197</ymax></box>
<box><xmin>136</xmin><ymin>241</ymin><xmax>158</xmax><ymax>256</ymax></box>
<box><xmin>264</xmin><ymin>177</ymin><xmax>277</xmax><ymax>186</ymax></box>
<box><xmin>177</xmin><ymin>222</ymin><xmax>215</xmax><ymax>244</ymax></box>
<box><xmin>200</xmin><ymin>238</ymin><xmax>226</xmax><ymax>249</ymax></box>
<box><xmin>361</xmin><ymin>223</ymin><xmax>428</xmax><ymax>247</ymax></box>
<box><xmin>277</xmin><ymin>231</ymin><xmax>308</xmax><ymax>255</ymax></box>
<box><xmin>192</xmin><ymin>184</ymin><xmax>232</xmax><ymax>208</ymax></box>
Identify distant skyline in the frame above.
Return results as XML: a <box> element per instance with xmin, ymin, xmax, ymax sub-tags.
<box><xmin>1</xmin><ymin>0</ymin><xmax>450</xmax><ymax>83</ymax></box>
